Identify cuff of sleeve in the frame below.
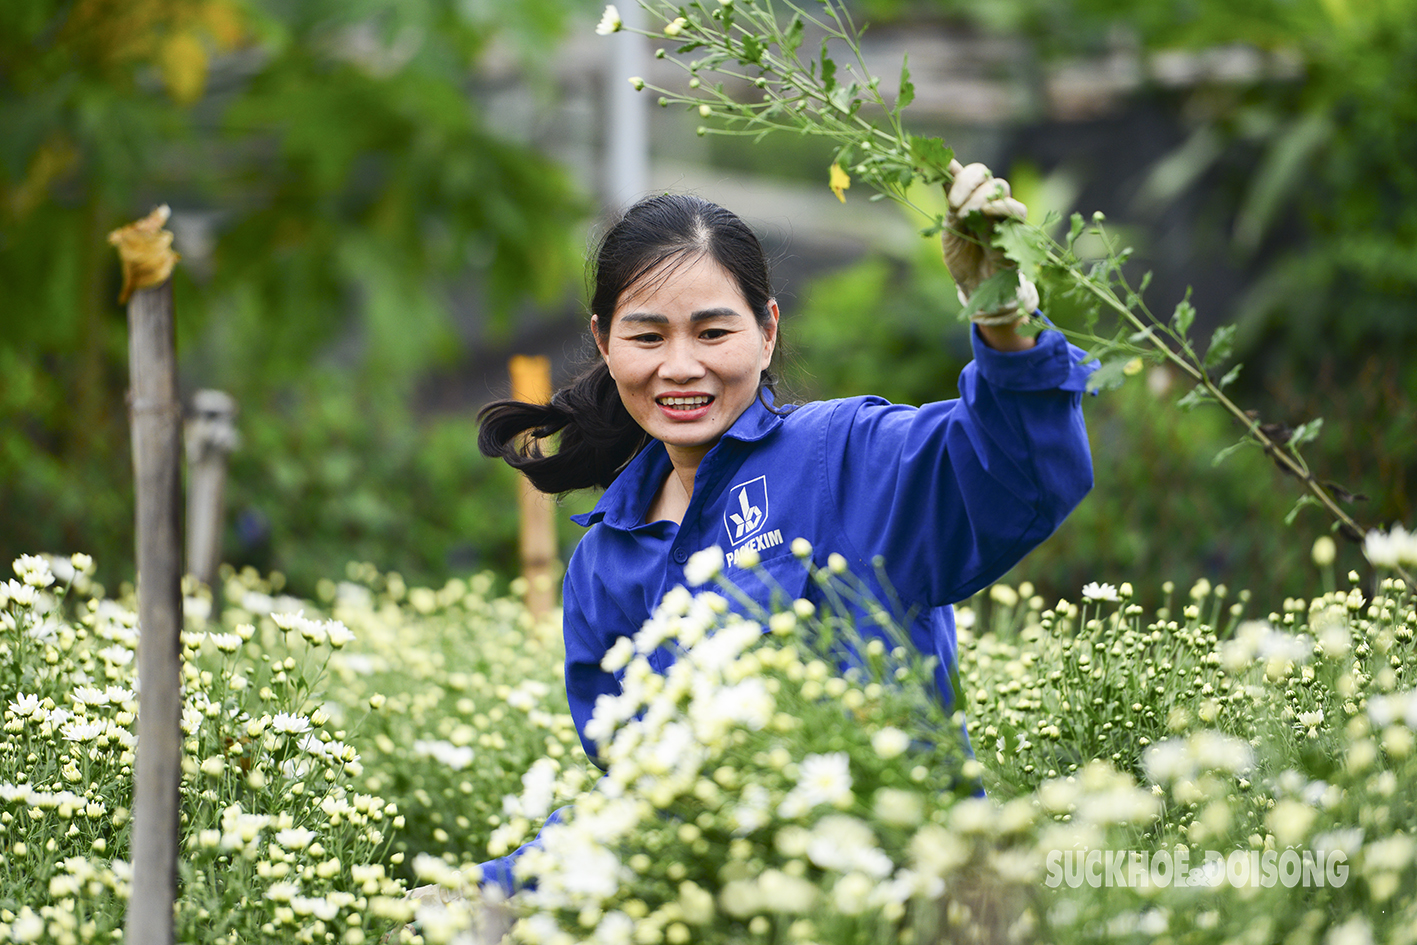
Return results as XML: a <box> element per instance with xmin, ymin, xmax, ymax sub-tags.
<box><xmin>969</xmin><ymin>315</ymin><xmax>1097</xmax><ymax>393</ymax></box>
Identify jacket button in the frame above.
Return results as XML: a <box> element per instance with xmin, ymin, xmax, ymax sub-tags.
<box><xmin>672</xmin><ymin>547</ymin><xmax>688</xmax><ymax>564</ymax></box>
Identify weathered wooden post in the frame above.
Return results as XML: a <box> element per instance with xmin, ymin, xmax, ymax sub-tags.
<box><xmin>508</xmin><ymin>355</ymin><xmax>559</xmax><ymax>622</ymax></box>
<box><xmin>109</xmin><ymin>206</ymin><xmax>184</xmax><ymax>945</ymax></box>
<box><xmin>185</xmin><ymin>389</ymin><xmax>239</xmax><ymax>587</ymax></box>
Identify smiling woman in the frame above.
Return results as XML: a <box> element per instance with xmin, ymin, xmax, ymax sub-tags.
<box><xmin>474</xmin><ymin>183</ymin><xmax>1096</xmax><ymax>896</ymax></box>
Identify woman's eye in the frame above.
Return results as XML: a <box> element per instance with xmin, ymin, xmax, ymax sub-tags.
<box><xmin>630</xmin><ymin>333</ymin><xmax>662</xmax><ymax>343</ymax></box>
<box><xmin>701</xmin><ymin>328</ymin><xmax>730</xmax><ymax>340</ymax></box>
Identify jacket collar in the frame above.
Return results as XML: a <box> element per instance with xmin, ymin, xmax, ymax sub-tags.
<box><xmin>571</xmin><ymin>393</ymin><xmax>787</xmax><ymax>528</ymax></box>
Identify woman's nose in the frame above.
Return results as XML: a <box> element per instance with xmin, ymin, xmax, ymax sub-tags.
<box><xmin>658</xmin><ymin>338</ymin><xmax>705</xmax><ymax>382</ymax></box>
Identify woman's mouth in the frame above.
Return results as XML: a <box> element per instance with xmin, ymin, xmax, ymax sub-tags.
<box><xmin>655</xmin><ymin>394</ymin><xmax>714</xmax><ymax>419</ymax></box>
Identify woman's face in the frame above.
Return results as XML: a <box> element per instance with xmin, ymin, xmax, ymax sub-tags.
<box><xmin>594</xmin><ymin>253</ymin><xmax>778</xmax><ymax>468</ymax></box>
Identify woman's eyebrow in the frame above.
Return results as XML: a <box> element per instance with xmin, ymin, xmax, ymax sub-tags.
<box><xmin>618</xmin><ymin>308</ymin><xmax>743</xmax><ymax>326</ymax></box>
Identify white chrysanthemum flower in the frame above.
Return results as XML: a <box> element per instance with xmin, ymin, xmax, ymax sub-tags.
<box><xmin>61</xmin><ymin>720</ymin><xmax>105</xmax><ymax>743</ymax></box>
<box><xmin>271</xmin><ymin>712</ymin><xmax>312</xmax><ymax>735</ymax></box>
<box><xmin>98</xmin><ymin>645</ymin><xmax>134</xmax><ymax>666</ymax></box>
<box><xmin>791</xmin><ymin>752</ymin><xmax>853</xmax><ymax>809</ymax></box>
<box><xmin>601</xmin><ymin>636</ymin><xmax>635</xmax><ymax>673</ymax></box>
<box><xmin>208</xmin><ymin>632</ymin><xmax>242</xmax><ymax>653</ymax></box>
<box><xmin>325</xmin><ymin>620</ymin><xmax>355</xmax><ymax>648</ymax></box>
<box><xmin>871</xmin><ymin>726</ymin><xmax>910</xmax><ymax>760</ymax></box>
<box><xmin>1189</xmin><ymin>730</ymin><xmax>1254</xmax><ymax>775</ymax></box>
<box><xmin>806</xmin><ymin>814</ymin><xmax>892</xmax><ymax>877</ymax></box>
<box><xmin>1142</xmin><ymin>738</ymin><xmax>1191</xmax><ymax>783</ymax></box>
<box><xmin>11</xmin><ymin>908</ymin><xmax>44</xmax><ymax>943</ymax></box>
<box><xmin>791</xmin><ymin>537</ymin><xmax>812</xmax><ymax>559</ymax></box>
<box><xmin>595</xmin><ymin>4</ymin><xmax>623</xmax><ymax>34</ymax></box>
<box><xmin>595</xmin><ymin>4</ymin><xmax>623</xmax><ymax>35</ymax></box>
<box><xmin>1364</xmin><ymin>524</ymin><xmax>1417</xmax><ymax>569</ymax></box>
<box><xmin>9</xmin><ymin>693</ymin><xmax>41</xmax><ymax>717</ymax></box>
<box><xmin>505</xmin><ymin>757</ymin><xmax>560</xmax><ymax>822</ymax></box>
<box><xmin>72</xmin><ymin>685</ymin><xmax>110</xmax><ymax>707</ymax></box>
<box><xmin>728</xmin><ymin>783</ymin><xmax>772</xmax><ymax>835</ymax></box>
<box><xmin>1081</xmin><ymin>581</ymin><xmax>1119</xmax><ymax>602</ymax></box>
<box><xmin>1326</xmin><ymin>915</ymin><xmax>1374</xmax><ymax>945</ymax></box>
<box><xmin>594</xmin><ymin>911</ymin><xmax>636</xmax><ymax>945</ymax></box>
<box><xmin>14</xmin><ymin>554</ymin><xmax>55</xmax><ymax>588</ymax></box>
<box><xmin>684</xmin><ymin>546</ymin><xmax>725</xmax><ymax>586</ymax></box>
<box><xmin>662</xmin><ymin>16</ymin><xmax>688</xmax><ymax>37</ymax></box>
<box><xmin>276</xmin><ymin>827</ymin><xmax>317</xmax><ymax>850</ymax></box>
<box><xmin>265</xmin><ymin>880</ymin><xmax>299</xmax><ymax>903</ymax></box>
<box><xmin>873</xmin><ymin>787</ymin><xmax>925</xmax><ymax>827</ymax></box>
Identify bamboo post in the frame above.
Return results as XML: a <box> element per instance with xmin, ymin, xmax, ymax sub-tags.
<box><xmin>509</xmin><ymin>355</ymin><xmax>558</xmax><ymax>621</ymax></box>
<box><xmin>109</xmin><ymin>206</ymin><xmax>184</xmax><ymax>945</ymax></box>
<box><xmin>185</xmin><ymin>389</ymin><xmax>239</xmax><ymax>587</ymax></box>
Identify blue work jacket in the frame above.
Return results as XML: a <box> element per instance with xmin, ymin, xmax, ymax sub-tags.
<box><xmin>479</xmin><ymin>324</ymin><xmax>1095</xmax><ymax>894</ymax></box>
<box><xmin>562</xmin><ymin>324</ymin><xmax>1095</xmax><ymax>763</ymax></box>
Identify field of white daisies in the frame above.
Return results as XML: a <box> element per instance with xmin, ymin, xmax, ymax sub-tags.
<box><xmin>3</xmin><ymin>527</ymin><xmax>1417</xmax><ymax>945</ymax></box>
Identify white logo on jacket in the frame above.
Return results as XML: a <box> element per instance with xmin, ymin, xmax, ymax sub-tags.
<box><xmin>725</xmin><ymin>476</ymin><xmax>768</xmax><ymax>541</ymax></box>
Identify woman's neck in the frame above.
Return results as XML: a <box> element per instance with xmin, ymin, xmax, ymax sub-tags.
<box><xmin>646</xmin><ymin>444</ymin><xmax>708</xmax><ymax>525</ymax></box>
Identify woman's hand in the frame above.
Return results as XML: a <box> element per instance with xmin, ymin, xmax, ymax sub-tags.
<box><xmin>393</xmin><ymin>883</ymin><xmax>515</xmax><ymax>945</ymax></box>
<box><xmin>942</xmin><ymin>160</ymin><xmax>1039</xmax><ymax>328</ymax></box>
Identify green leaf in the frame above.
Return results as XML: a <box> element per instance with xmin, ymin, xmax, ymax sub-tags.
<box><xmin>1212</xmin><ymin>439</ymin><xmax>1252</xmax><ymax>467</ymax></box>
<box><xmin>897</xmin><ymin>52</ymin><xmax>915</xmax><ymax>111</ymax></box>
<box><xmin>1290</xmin><ymin>417</ymin><xmax>1324</xmax><ymax>450</ymax></box>
<box><xmin>959</xmin><ymin>269</ymin><xmax>1023</xmax><ymax>322</ymax></box>
<box><xmin>1068</xmin><ymin>212</ymin><xmax>1085</xmax><ymax>248</ymax></box>
<box><xmin>782</xmin><ymin>14</ymin><xmax>805</xmax><ymax>55</ymax></box>
<box><xmin>992</xmin><ymin>221</ymin><xmax>1048</xmax><ymax>275</ymax></box>
<box><xmin>1085</xmin><ymin>357</ymin><xmax>1133</xmax><ymax>393</ymax></box>
<box><xmin>1284</xmin><ymin>494</ymin><xmax>1322</xmax><ymax>526</ymax></box>
<box><xmin>1206</xmin><ymin>323</ymin><xmax>1236</xmax><ymax>367</ymax></box>
<box><xmin>1172</xmin><ymin>294</ymin><xmax>1196</xmax><ymax>338</ymax></box>
<box><xmin>821</xmin><ymin>42</ymin><xmax>837</xmax><ymax>91</ymax></box>
<box><xmin>1176</xmin><ymin>383</ymin><xmax>1211</xmax><ymax>411</ymax></box>
<box><xmin>1216</xmin><ymin>363</ymin><xmax>1243</xmax><ymax>389</ymax></box>
<box><xmin>907</xmin><ymin>134</ymin><xmax>953</xmax><ymax>180</ymax></box>
<box><xmin>740</xmin><ymin>34</ymin><xmax>763</xmax><ymax>65</ymax></box>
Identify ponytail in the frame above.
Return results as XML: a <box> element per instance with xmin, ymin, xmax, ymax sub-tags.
<box><xmin>477</xmin><ymin>362</ymin><xmax>647</xmax><ymax>494</ymax></box>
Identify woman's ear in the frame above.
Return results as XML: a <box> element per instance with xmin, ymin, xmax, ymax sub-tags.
<box><xmin>763</xmin><ymin>299</ymin><xmax>781</xmax><ymax>360</ymax></box>
<box><xmin>591</xmin><ymin>314</ymin><xmax>611</xmax><ymax>362</ymax></box>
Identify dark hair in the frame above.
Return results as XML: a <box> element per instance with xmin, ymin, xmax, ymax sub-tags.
<box><xmin>478</xmin><ymin>194</ymin><xmax>778</xmax><ymax>494</ymax></box>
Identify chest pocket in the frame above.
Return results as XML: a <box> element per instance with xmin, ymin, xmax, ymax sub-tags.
<box><xmin>720</xmin><ymin>549</ymin><xmax>812</xmax><ymax>621</ymax></box>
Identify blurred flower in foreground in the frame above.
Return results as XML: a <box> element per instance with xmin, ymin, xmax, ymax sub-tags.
<box><xmin>596</xmin><ymin>5</ymin><xmax>623</xmax><ymax>34</ymax></box>
<box><xmin>1365</xmin><ymin>524</ymin><xmax>1417</xmax><ymax>568</ymax></box>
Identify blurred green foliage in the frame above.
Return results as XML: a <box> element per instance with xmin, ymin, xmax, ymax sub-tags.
<box><xmin>1</xmin><ymin>0</ymin><xmax>592</xmax><ymax>592</ymax></box>
<box><xmin>859</xmin><ymin>0</ymin><xmax>1417</xmax><ymax>383</ymax></box>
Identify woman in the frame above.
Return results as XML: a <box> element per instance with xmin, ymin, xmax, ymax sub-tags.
<box><xmin>471</xmin><ymin>161</ymin><xmax>1094</xmax><ymax>895</ymax></box>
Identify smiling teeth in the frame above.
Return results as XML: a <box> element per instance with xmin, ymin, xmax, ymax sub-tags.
<box><xmin>660</xmin><ymin>396</ymin><xmax>711</xmax><ymax>408</ymax></box>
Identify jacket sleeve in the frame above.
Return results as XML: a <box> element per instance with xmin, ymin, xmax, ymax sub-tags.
<box><xmin>823</xmin><ymin>324</ymin><xmax>1094</xmax><ymax>608</ymax></box>
<box><xmin>561</xmin><ymin>546</ymin><xmax>623</xmax><ymax>769</ymax></box>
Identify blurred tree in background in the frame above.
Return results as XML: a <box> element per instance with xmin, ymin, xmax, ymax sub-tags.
<box><xmin>4</xmin><ymin>0</ymin><xmax>1413</xmax><ymax>605</ymax></box>
<box><xmin>0</xmin><ymin>0</ymin><xmax>591</xmax><ymax>593</ymax></box>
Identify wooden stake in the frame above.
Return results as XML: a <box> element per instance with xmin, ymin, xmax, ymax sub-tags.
<box><xmin>509</xmin><ymin>355</ymin><xmax>559</xmax><ymax>621</ymax></box>
<box><xmin>111</xmin><ymin>208</ymin><xmax>183</xmax><ymax>945</ymax></box>
<box><xmin>186</xmin><ymin>389</ymin><xmax>239</xmax><ymax>587</ymax></box>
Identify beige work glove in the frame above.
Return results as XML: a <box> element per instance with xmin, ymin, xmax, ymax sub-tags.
<box><xmin>942</xmin><ymin>159</ymin><xmax>1039</xmax><ymax>326</ymax></box>
<box><xmin>395</xmin><ymin>883</ymin><xmax>515</xmax><ymax>945</ymax></box>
